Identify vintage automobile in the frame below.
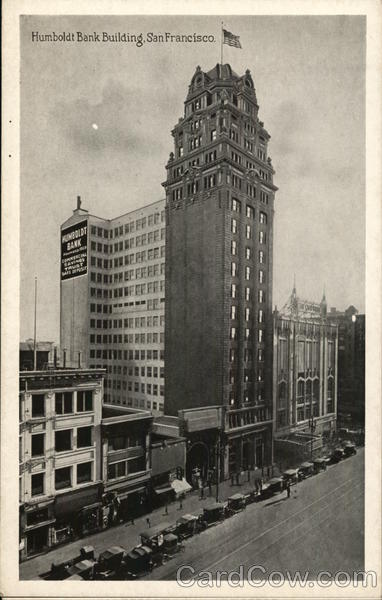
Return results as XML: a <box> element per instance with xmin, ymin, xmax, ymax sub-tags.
<box><xmin>226</xmin><ymin>493</ymin><xmax>247</xmax><ymax>515</ymax></box>
<box><xmin>202</xmin><ymin>502</ymin><xmax>226</xmax><ymax>527</ymax></box>
<box><xmin>313</xmin><ymin>457</ymin><xmax>328</xmax><ymax>473</ymax></box>
<box><xmin>140</xmin><ymin>522</ymin><xmax>175</xmax><ymax>551</ymax></box>
<box><xmin>48</xmin><ymin>545</ymin><xmax>95</xmax><ymax>580</ymax></box>
<box><xmin>176</xmin><ymin>514</ymin><xmax>202</xmax><ymax>540</ymax></box>
<box><xmin>343</xmin><ymin>442</ymin><xmax>357</xmax><ymax>457</ymax></box>
<box><xmin>261</xmin><ymin>477</ymin><xmax>284</xmax><ymax>498</ymax></box>
<box><xmin>297</xmin><ymin>462</ymin><xmax>314</xmax><ymax>480</ymax></box>
<box><xmin>282</xmin><ymin>469</ymin><xmax>299</xmax><ymax>485</ymax></box>
<box><xmin>331</xmin><ymin>447</ymin><xmax>345</xmax><ymax>463</ymax></box>
<box><xmin>66</xmin><ymin>559</ymin><xmax>95</xmax><ymax>580</ymax></box>
<box><xmin>162</xmin><ymin>533</ymin><xmax>185</xmax><ymax>557</ymax></box>
<box><xmin>94</xmin><ymin>545</ymin><xmax>126</xmax><ymax>580</ymax></box>
<box><xmin>244</xmin><ymin>489</ymin><xmax>258</xmax><ymax>505</ymax></box>
<box><xmin>124</xmin><ymin>545</ymin><xmax>155</xmax><ymax>579</ymax></box>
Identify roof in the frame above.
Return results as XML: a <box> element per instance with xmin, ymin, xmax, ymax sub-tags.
<box><xmin>205</xmin><ymin>63</ymin><xmax>240</xmax><ymax>81</ymax></box>
<box><xmin>228</xmin><ymin>493</ymin><xmax>245</xmax><ymax>501</ymax></box>
<box><xmin>140</xmin><ymin>523</ymin><xmax>173</xmax><ymax>539</ymax></box>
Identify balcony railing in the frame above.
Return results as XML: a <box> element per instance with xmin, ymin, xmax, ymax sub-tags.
<box><xmin>226</xmin><ymin>406</ymin><xmax>272</xmax><ymax>431</ymax></box>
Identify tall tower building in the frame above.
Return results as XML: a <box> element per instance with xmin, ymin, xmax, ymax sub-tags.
<box><xmin>164</xmin><ymin>64</ymin><xmax>277</xmax><ymax>472</ymax></box>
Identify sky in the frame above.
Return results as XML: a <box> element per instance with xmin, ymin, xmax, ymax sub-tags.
<box><xmin>20</xmin><ymin>14</ymin><xmax>366</xmax><ymax>342</ymax></box>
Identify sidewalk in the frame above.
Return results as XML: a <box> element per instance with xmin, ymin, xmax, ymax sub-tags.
<box><xmin>20</xmin><ymin>472</ymin><xmax>261</xmax><ymax>580</ymax></box>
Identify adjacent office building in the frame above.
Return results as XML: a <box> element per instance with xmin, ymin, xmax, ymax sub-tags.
<box><xmin>60</xmin><ymin>199</ymin><xmax>166</xmax><ymax>415</ymax></box>
<box><xmin>163</xmin><ymin>63</ymin><xmax>277</xmax><ymax>475</ymax></box>
<box><xmin>272</xmin><ymin>286</ymin><xmax>338</xmax><ymax>462</ymax></box>
<box><xmin>327</xmin><ymin>305</ymin><xmax>365</xmax><ymax>426</ymax></box>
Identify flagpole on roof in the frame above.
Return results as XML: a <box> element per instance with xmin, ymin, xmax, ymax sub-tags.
<box><xmin>221</xmin><ymin>22</ymin><xmax>224</xmax><ymax>66</ymax></box>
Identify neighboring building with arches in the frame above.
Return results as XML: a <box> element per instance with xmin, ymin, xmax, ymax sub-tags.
<box><xmin>272</xmin><ymin>286</ymin><xmax>338</xmax><ymax>461</ymax></box>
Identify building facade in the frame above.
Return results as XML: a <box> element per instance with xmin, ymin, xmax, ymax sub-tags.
<box><xmin>60</xmin><ymin>198</ymin><xmax>166</xmax><ymax>415</ymax></box>
<box><xmin>272</xmin><ymin>287</ymin><xmax>338</xmax><ymax>462</ymax></box>
<box><xmin>327</xmin><ymin>306</ymin><xmax>365</xmax><ymax>426</ymax></box>
<box><xmin>19</xmin><ymin>368</ymin><xmax>104</xmax><ymax>559</ymax></box>
<box><xmin>163</xmin><ymin>63</ymin><xmax>277</xmax><ymax>475</ymax></box>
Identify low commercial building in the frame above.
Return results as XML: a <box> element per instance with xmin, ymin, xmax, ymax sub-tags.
<box><xmin>19</xmin><ymin>368</ymin><xmax>105</xmax><ymax>559</ymax></box>
<box><xmin>101</xmin><ymin>405</ymin><xmax>153</xmax><ymax>523</ymax></box>
<box><xmin>272</xmin><ymin>287</ymin><xmax>338</xmax><ymax>463</ymax></box>
<box><xmin>150</xmin><ymin>432</ymin><xmax>188</xmax><ymax>506</ymax></box>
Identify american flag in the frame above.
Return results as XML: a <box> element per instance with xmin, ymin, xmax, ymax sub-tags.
<box><xmin>223</xmin><ymin>29</ymin><xmax>242</xmax><ymax>49</ymax></box>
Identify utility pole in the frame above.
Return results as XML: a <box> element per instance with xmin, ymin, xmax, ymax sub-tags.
<box><xmin>309</xmin><ymin>416</ymin><xmax>316</xmax><ymax>460</ymax></box>
<box><xmin>33</xmin><ymin>277</ymin><xmax>37</xmax><ymax>370</ymax></box>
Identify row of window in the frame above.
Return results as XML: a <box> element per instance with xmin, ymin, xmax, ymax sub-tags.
<box><xmin>91</xmin><ymin>332</ymin><xmax>165</xmax><ymax>345</ymax></box>
<box><xmin>230</xmin><ymin>327</ymin><xmax>265</xmax><ymax>341</ymax></box>
<box><xmin>231</xmin><ymin>285</ymin><xmax>265</xmax><ymax>303</ymax></box>
<box><xmin>89</xmin><ymin>297</ymin><xmax>164</xmax><ymax>313</ymax></box>
<box><xmin>231</xmin><ymin>306</ymin><xmax>264</xmax><ymax>322</ymax></box>
<box><xmin>90</xmin><ymin>344</ymin><xmax>162</xmax><ymax>359</ymax></box>
<box><xmin>104</xmin><ymin>395</ymin><xmax>163</xmax><ymax>412</ymax></box>
<box><xmin>90</xmin><ymin>212</ymin><xmax>165</xmax><ymax>239</ymax></box>
<box><xmin>30</xmin><ymin>462</ymin><xmax>93</xmax><ymax>497</ymax></box>
<box><xmin>107</xmin><ymin>456</ymin><xmax>146</xmax><ymax>481</ymax></box>
<box><xmin>90</xmin><ymin>316</ymin><xmax>163</xmax><ymax>330</ymax></box>
<box><xmin>231</xmin><ymin>242</ymin><xmax>266</xmax><ymax>263</ymax></box>
<box><xmin>90</xmin><ymin>230</ymin><xmax>165</xmax><ymax>255</ymax></box>
<box><xmin>231</xmin><ymin>199</ymin><xmax>267</xmax><ymax>223</ymax></box>
<box><xmin>29</xmin><ymin>391</ymin><xmax>93</xmax><ymax>419</ymax></box>
<box><xmin>231</xmin><ymin>220</ymin><xmax>267</xmax><ymax>243</ymax></box>
<box><xmin>108</xmin><ymin>380</ymin><xmax>164</xmax><ymax>395</ymax></box>
<box><xmin>107</xmin><ymin>365</ymin><xmax>164</xmax><ymax>378</ymax></box>
<box><xmin>231</xmin><ymin>263</ymin><xmax>265</xmax><ymax>282</ymax></box>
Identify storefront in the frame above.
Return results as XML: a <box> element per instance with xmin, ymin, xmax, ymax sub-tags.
<box><xmin>20</xmin><ymin>498</ymin><xmax>55</xmax><ymax>559</ymax></box>
<box><xmin>53</xmin><ymin>483</ymin><xmax>102</xmax><ymax>539</ymax></box>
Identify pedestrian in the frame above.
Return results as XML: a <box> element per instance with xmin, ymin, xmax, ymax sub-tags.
<box><xmin>236</xmin><ymin>472</ymin><xmax>240</xmax><ymax>486</ymax></box>
<box><xmin>286</xmin><ymin>480</ymin><xmax>291</xmax><ymax>499</ymax></box>
<box><xmin>146</xmin><ymin>517</ymin><xmax>151</xmax><ymax>528</ymax></box>
<box><xmin>164</xmin><ymin>503</ymin><xmax>168</xmax><ymax>515</ymax></box>
<box><xmin>179</xmin><ymin>493</ymin><xmax>184</xmax><ymax>509</ymax></box>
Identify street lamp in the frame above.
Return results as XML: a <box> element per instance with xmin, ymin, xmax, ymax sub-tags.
<box><xmin>309</xmin><ymin>415</ymin><xmax>316</xmax><ymax>460</ymax></box>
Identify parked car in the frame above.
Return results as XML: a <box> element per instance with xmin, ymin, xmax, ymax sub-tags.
<box><xmin>331</xmin><ymin>448</ymin><xmax>345</xmax><ymax>463</ymax></box>
<box><xmin>48</xmin><ymin>545</ymin><xmax>95</xmax><ymax>580</ymax></box>
<box><xmin>226</xmin><ymin>493</ymin><xmax>246</xmax><ymax>515</ymax></box>
<box><xmin>313</xmin><ymin>457</ymin><xmax>328</xmax><ymax>473</ymax></box>
<box><xmin>282</xmin><ymin>469</ymin><xmax>299</xmax><ymax>485</ymax></box>
<box><xmin>261</xmin><ymin>477</ymin><xmax>284</xmax><ymax>498</ymax></box>
<box><xmin>343</xmin><ymin>442</ymin><xmax>357</xmax><ymax>457</ymax></box>
<box><xmin>202</xmin><ymin>502</ymin><xmax>226</xmax><ymax>527</ymax></box>
<box><xmin>94</xmin><ymin>545</ymin><xmax>126</xmax><ymax>580</ymax></box>
<box><xmin>176</xmin><ymin>514</ymin><xmax>202</xmax><ymax>540</ymax></box>
<box><xmin>297</xmin><ymin>462</ymin><xmax>314</xmax><ymax>480</ymax></box>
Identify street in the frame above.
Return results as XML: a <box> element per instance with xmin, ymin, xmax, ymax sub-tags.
<box><xmin>145</xmin><ymin>448</ymin><xmax>364</xmax><ymax>581</ymax></box>
<box><xmin>20</xmin><ymin>449</ymin><xmax>364</xmax><ymax>581</ymax></box>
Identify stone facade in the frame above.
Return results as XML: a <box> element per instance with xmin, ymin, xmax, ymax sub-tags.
<box><xmin>163</xmin><ymin>63</ymin><xmax>277</xmax><ymax>475</ymax></box>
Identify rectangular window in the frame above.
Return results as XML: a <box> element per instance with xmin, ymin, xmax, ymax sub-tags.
<box><xmin>231</xmin><ymin>284</ymin><xmax>237</xmax><ymax>299</ymax></box>
<box><xmin>231</xmin><ymin>262</ymin><xmax>237</xmax><ymax>277</ymax></box>
<box><xmin>245</xmin><ymin>307</ymin><xmax>250</xmax><ymax>321</ymax></box>
<box><xmin>258</xmin><ymin>310</ymin><xmax>264</xmax><ymax>323</ymax></box>
<box><xmin>246</xmin><ymin>205</ymin><xmax>254</xmax><ymax>219</ymax></box>
<box><xmin>77</xmin><ymin>462</ymin><xmax>92</xmax><ymax>484</ymax></box>
<box><xmin>55</xmin><ymin>466</ymin><xmax>72</xmax><ymax>490</ymax></box>
<box><xmin>231</xmin><ymin>240</ymin><xmax>237</xmax><ymax>255</ymax></box>
<box><xmin>245</xmin><ymin>266</ymin><xmax>250</xmax><ymax>280</ymax></box>
<box><xmin>230</xmin><ymin>327</ymin><xmax>236</xmax><ymax>340</ymax></box>
<box><xmin>259</xmin><ymin>211</ymin><xmax>267</xmax><ymax>224</ymax></box>
<box><xmin>259</xmin><ymin>231</ymin><xmax>266</xmax><ymax>244</ymax></box>
<box><xmin>259</xmin><ymin>270</ymin><xmax>264</xmax><ymax>283</ymax></box>
<box><xmin>77</xmin><ymin>426</ymin><xmax>92</xmax><ymax>448</ymax></box>
<box><xmin>231</xmin><ymin>305</ymin><xmax>237</xmax><ymax>320</ymax></box>
<box><xmin>31</xmin><ymin>394</ymin><xmax>45</xmax><ymax>418</ymax></box>
<box><xmin>76</xmin><ymin>390</ymin><xmax>93</xmax><ymax>412</ymax></box>
<box><xmin>259</xmin><ymin>289</ymin><xmax>265</xmax><ymax>303</ymax></box>
<box><xmin>55</xmin><ymin>429</ymin><xmax>72</xmax><ymax>453</ymax></box>
<box><xmin>231</xmin><ymin>219</ymin><xmax>237</xmax><ymax>234</ymax></box>
<box><xmin>231</xmin><ymin>198</ymin><xmax>241</xmax><ymax>212</ymax></box>
<box><xmin>245</xmin><ymin>287</ymin><xmax>250</xmax><ymax>301</ymax></box>
<box><xmin>31</xmin><ymin>434</ymin><xmax>45</xmax><ymax>457</ymax></box>
<box><xmin>211</xmin><ymin>129</ymin><xmax>217</xmax><ymax>141</ymax></box>
<box><xmin>259</xmin><ymin>251</ymin><xmax>264</xmax><ymax>263</ymax></box>
<box><xmin>55</xmin><ymin>392</ymin><xmax>73</xmax><ymax>415</ymax></box>
<box><xmin>245</xmin><ymin>328</ymin><xmax>250</xmax><ymax>340</ymax></box>
<box><xmin>246</xmin><ymin>247</ymin><xmax>251</xmax><ymax>260</ymax></box>
<box><xmin>31</xmin><ymin>473</ymin><xmax>44</xmax><ymax>497</ymax></box>
<box><xmin>258</xmin><ymin>329</ymin><xmax>263</xmax><ymax>343</ymax></box>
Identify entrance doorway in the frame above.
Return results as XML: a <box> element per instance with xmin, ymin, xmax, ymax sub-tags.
<box><xmin>186</xmin><ymin>442</ymin><xmax>210</xmax><ymax>483</ymax></box>
<box><xmin>27</xmin><ymin>526</ymin><xmax>48</xmax><ymax>556</ymax></box>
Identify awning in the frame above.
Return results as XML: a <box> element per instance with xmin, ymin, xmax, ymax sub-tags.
<box><xmin>154</xmin><ymin>485</ymin><xmax>173</xmax><ymax>496</ymax></box>
<box><xmin>171</xmin><ymin>478</ymin><xmax>192</xmax><ymax>496</ymax></box>
<box><xmin>117</xmin><ymin>486</ymin><xmax>147</xmax><ymax>501</ymax></box>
